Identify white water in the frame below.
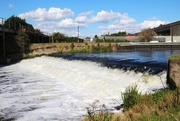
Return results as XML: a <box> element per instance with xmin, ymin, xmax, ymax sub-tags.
<box><xmin>0</xmin><ymin>56</ymin><xmax>167</xmax><ymax>120</ymax></box>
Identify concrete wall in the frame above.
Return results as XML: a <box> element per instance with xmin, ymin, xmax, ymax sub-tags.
<box><xmin>173</xmin><ymin>25</ymin><xmax>180</xmax><ymax>36</ymax></box>
<box><xmin>156</xmin><ymin>36</ymin><xmax>180</xmax><ymax>42</ymax></box>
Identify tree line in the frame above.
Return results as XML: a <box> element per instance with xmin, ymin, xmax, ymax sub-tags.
<box><xmin>1</xmin><ymin>16</ymin><xmax>83</xmax><ymax>56</ymax></box>
<box><xmin>94</xmin><ymin>29</ymin><xmax>157</xmax><ymax>43</ymax></box>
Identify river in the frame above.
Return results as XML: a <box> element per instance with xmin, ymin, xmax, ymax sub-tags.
<box><xmin>0</xmin><ymin>50</ymin><xmax>180</xmax><ymax>120</ymax></box>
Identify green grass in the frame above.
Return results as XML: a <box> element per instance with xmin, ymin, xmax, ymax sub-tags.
<box><xmin>121</xmin><ymin>85</ymin><xmax>141</xmax><ymax>111</ymax></box>
<box><xmin>68</xmin><ymin>49</ymin><xmax>88</xmax><ymax>54</ymax></box>
<box><xmin>91</xmin><ymin>45</ymin><xmax>112</xmax><ymax>53</ymax></box>
<box><xmin>169</xmin><ymin>54</ymin><xmax>180</xmax><ymax>60</ymax></box>
<box><xmin>83</xmin><ymin>86</ymin><xmax>180</xmax><ymax>121</ymax></box>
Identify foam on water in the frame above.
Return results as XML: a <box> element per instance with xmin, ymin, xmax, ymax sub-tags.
<box><xmin>0</xmin><ymin>56</ymin><xmax>167</xmax><ymax>120</ymax></box>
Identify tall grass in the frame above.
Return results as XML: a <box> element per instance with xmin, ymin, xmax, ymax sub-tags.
<box><xmin>121</xmin><ymin>85</ymin><xmax>141</xmax><ymax>111</ymax></box>
<box><xmin>83</xmin><ymin>85</ymin><xmax>180</xmax><ymax>121</ymax></box>
<box><xmin>83</xmin><ymin>100</ymin><xmax>114</xmax><ymax>121</ymax></box>
<box><xmin>124</xmin><ymin>87</ymin><xmax>180</xmax><ymax>121</ymax></box>
<box><xmin>91</xmin><ymin>43</ymin><xmax>112</xmax><ymax>53</ymax></box>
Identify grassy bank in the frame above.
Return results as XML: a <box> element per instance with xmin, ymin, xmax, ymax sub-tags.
<box><xmin>169</xmin><ymin>54</ymin><xmax>180</xmax><ymax>61</ymax></box>
<box><xmin>83</xmin><ymin>85</ymin><xmax>180</xmax><ymax>121</ymax></box>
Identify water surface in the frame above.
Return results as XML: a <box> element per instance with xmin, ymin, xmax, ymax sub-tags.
<box><xmin>0</xmin><ymin>50</ymin><xmax>180</xmax><ymax>120</ymax></box>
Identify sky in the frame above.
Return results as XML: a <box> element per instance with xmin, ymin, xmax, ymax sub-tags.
<box><xmin>0</xmin><ymin>0</ymin><xmax>180</xmax><ymax>38</ymax></box>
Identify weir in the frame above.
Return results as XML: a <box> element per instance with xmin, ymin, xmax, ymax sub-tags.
<box><xmin>1</xmin><ymin>50</ymin><xmax>178</xmax><ymax>120</ymax></box>
<box><xmin>119</xmin><ymin>43</ymin><xmax>180</xmax><ymax>51</ymax></box>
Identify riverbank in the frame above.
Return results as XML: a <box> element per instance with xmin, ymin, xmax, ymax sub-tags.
<box><xmin>83</xmin><ymin>86</ymin><xmax>180</xmax><ymax>121</ymax></box>
<box><xmin>1</xmin><ymin>42</ymin><xmax>180</xmax><ymax>65</ymax></box>
<box><xmin>29</xmin><ymin>42</ymin><xmax>180</xmax><ymax>56</ymax></box>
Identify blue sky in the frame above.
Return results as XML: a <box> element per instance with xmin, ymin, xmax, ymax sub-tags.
<box><xmin>0</xmin><ymin>0</ymin><xmax>180</xmax><ymax>38</ymax></box>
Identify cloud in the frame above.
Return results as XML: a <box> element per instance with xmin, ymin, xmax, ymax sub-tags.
<box><xmin>8</xmin><ymin>4</ymin><xmax>14</xmax><ymax>9</ymax></box>
<box><xmin>18</xmin><ymin>8</ymin><xmax>169</xmax><ymax>37</ymax></box>
<box><xmin>139</xmin><ymin>20</ymin><xmax>169</xmax><ymax>29</ymax></box>
<box><xmin>19</xmin><ymin>7</ymin><xmax>74</xmax><ymax>21</ymax></box>
<box><xmin>98</xmin><ymin>13</ymin><xmax>138</xmax><ymax>34</ymax></box>
<box><xmin>58</xmin><ymin>18</ymin><xmax>87</xmax><ymax>29</ymax></box>
<box><xmin>75</xmin><ymin>11</ymin><xmax>93</xmax><ymax>23</ymax></box>
<box><xmin>75</xmin><ymin>16</ymin><xmax>89</xmax><ymax>23</ymax></box>
<box><xmin>34</xmin><ymin>18</ymin><xmax>87</xmax><ymax>37</ymax></box>
<box><xmin>98</xmin><ymin>15</ymin><xmax>168</xmax><ymax>35</ymax></box>
<box><xmin>78</xmin><ymin>11</ymin><xmax>93</xmax><ymax>16</ymax></box>
<box><xmin>90</xmin><ymin>10</ymin><xmax>121</xmax><ymax>23</ymax></box>
<box><xmin>118</xmin><ymin>13</ymin><xmax>136</xmax><ymax>25</ymax></box>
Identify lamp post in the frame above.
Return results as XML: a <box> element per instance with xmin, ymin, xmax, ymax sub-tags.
<box><xmin>78</xmin><ymin>26</ymin><xmax>79</xmax><ymax>42</ymax></box>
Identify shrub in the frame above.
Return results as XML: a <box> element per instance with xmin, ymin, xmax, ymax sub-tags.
<box><xmin>68</xmin><ymin>49</ymin><xmax>88</xmax><ymax>54</ymax></box>
<box><xmin>125</xmin><ymin>87</ymin><xmax>180</xmax><ymax>121</ymax></box>
<box><xmin>91</xmin><ymin>45</ymin><xmax>109</xmax><ymax>53</ymax></box>
<box><xmin>121</xmin><ymin>85</ymin><xmax>141</xmax><ymax>111</ymax></box>
<box><xmin>59</xmin><ymin>45</ymin><xmax>65</xmax><ymax>53</ymax></box>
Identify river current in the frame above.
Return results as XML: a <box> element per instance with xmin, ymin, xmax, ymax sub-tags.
<box><xmin>0</xmin><ymin>50</ymin><xmax>180</xmax><ymax>120</ymax></box>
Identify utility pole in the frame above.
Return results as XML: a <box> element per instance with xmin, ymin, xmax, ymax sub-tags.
<box><xmin>52</xmin><ymin>35</ymin><xmax>54</xmax><ymax>43</ymax></box>
<box><xmin>171</xmin><ymin>26</ymin><xmax>173</xmax><ymax>42</ymax></box>
<box><xmin>78</xmin><ymin>26</ymin><xmax>79</xmax><ymax>42</ymax></box>
<box><xmin>49</xmin><ymin>33</ymin><xmax>50</xmax><ymax>43</ymax></box>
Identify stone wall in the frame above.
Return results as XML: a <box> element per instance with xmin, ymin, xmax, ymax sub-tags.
<box><xmin>29</xmin><ymin>43</ymin><xmax>119</xmax><ymax>56</ymax></box>
<box><xmin>167</xmin><ymin>55</ymin><xmax>180</xmax><ymax>89</ymax></box>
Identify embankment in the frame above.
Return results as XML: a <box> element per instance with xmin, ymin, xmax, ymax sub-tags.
<box><xmin>167</xmin><ymin>55</ymin><xmax>180</xmax><ymax>89</ymax></box>
<box><xmin>29</xmin><ymin>43</ymin><xmax>119</xmax><ymax>55</ymax></box>
<box><xmin>29</xmin><ymin>42</ymin><xmax>180</xmax><ymax>56</ymax></box>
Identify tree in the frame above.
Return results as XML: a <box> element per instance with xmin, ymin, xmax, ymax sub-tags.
<box><xmin>110</xmin><ymin>31</ymin><xmax>127</xmax><ymax>36</ymax></box>
<box><xmin>4</xmin><ymin>15</ymin><xmax>34</xmax><ymax>32</ymax></box>
<box><xmin>34</xmin><ymin>29</ymin><xmax>43</xmax><ymax>35</ymax></box>
<box><xmin>15</xmin><ymin>29</ymin><xmax>30</xmax><ymax>54</ymax></box>
<box><xmin>138</xmin><ymin>28</ymin><xmax>157</xmax><ymax>42</ymax></box>
<box><xmin>94</xmin><ymin>35</ymin><xmax>98</xmax><ymax>39</ymax></box>
<box><xmin>52</xmin><ymin>32</ymin><xmax>65</xmax><ymax>43</ymax></box>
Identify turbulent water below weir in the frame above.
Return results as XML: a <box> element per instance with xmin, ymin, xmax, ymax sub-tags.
<box><xmin>0</xmin><ymin>50</ymin><xmax>180</xmax><ymax>120</ymax></box>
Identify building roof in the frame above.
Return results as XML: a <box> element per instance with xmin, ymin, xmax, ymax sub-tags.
<box><xmin>153</xmin><ymin>20</ymin><xmax>180</xmax><ymax>35</ymax></box>
<box><xmin>153</xmin><ymin>21</ymin><xmax>180</xmax><ymax>31</ymax></box>
<box><xmin>125</xmin><ymin>35</ymin><xmax>136</xmax><ymax>40</ymax></box>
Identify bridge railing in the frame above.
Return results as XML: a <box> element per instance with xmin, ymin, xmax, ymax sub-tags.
<box><xmin>0</xmin><ymin>17</ymin><xmax>16</xmax><ymax>33</ymax></box>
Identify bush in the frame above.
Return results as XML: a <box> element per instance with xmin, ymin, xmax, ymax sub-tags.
<box><xmin>83</xmin><ymin>100</ymin><xmax>113</xmax><ymax>121</ymax></box>
<box><xmin>124</xmin><ymin>87</ymin><xmax>180</xmax><ymax>121</ymax></box>
<box><xmin>68</xmin><ymin>49</ymin><xmax>88</xmax><ymax>54</ymax></box>
<box><xmin>121</xmin><ymin>85</ymin><xmax>141</xmax><ymax>111</ymax></box>
<box><xmin>91</xmin><ymin>45</ymin><xmax>109</xmax><ymax>53</ymax></box>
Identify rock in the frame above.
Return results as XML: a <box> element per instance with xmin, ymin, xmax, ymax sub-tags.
<box><xmin>114</xmin><ymin>104</ymin><xmax>124</xmax><ymax>110</ymax></box>
<box><xmin>167</xmin><ymin>55</ymin><xmax>180</xmax><ymax>89</ymax></box>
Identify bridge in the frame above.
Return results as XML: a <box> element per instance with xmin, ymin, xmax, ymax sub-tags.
<box><xmin>0</xmin><ymin>17</ymin><xmax>17</xmax><ymax>60</ymax></box>
<box><xmin>0</xmin><ymin>17</ymin><xmax>16</xmax><ymax>33</ymax></box>
<box><xmin>0</xmin><ymin>26</ymin><xmax>16</xmax><ymax>33</ymax></box>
